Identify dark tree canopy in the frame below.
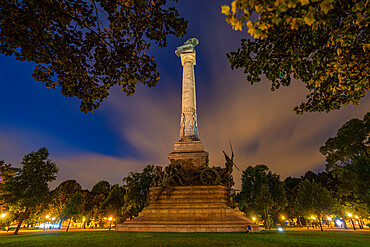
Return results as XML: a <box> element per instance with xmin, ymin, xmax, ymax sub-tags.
<box><xmin>100</xmin><ymin>184</ymin><xmax>125</xmax><ymax>221</ymax></box>
<box><xmin>0</xmin><ymin>147</ymin><xmax>58</xmax><ymax>234</ymax></box>
<box><xmin>0</xmin><ymin>0</ymin><xmax>187</xmax><ymax>112</ymax></box>
<box><xmin>295</xmin><ymin>179</ymin><xmax>334</xmax><ymax>231</ymax></box>
<box><xmin>320</xmin><ymin>112</ymin><xmax>370</xmax><ymax>216</ymax></box>
<box><xmin>240</xmin><ymin>164</ymin><xmax>287</xmax><ymax>229</ymax></box>
<box><xmin>320</xmin><ymin>112</ymin><xmax>369</xmax><ymax>168</ymax></box>
<box><xmin>122</xmin><ymin>164</ymin><xmax>154</xmax><ymax>219</ymax></box>
<box><xmin>222</xmin><ymin>0</ymin><xmax>369</xmax><ymax>114</ymax></box>
<box><xmin>91</xmin><ymin>180</ymin><xmax>111</xmax><ymax>197</ymax></box>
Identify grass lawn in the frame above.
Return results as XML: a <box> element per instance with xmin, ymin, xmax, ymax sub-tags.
<box><xmin>0</xmin><ymin>230</ymin><xmax>369</xmax><ymax>247</ymax></box>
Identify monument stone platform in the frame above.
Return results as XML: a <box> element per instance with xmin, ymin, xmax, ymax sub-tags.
<box><xmin>115</xmin><ymin>185</ymin><xmax>261</xmax><ymax>232</ymax></box>
<box><xmin>168</xmin><ymin>140</ymin><xmax>209</xmax><ymax>170</ymax></box>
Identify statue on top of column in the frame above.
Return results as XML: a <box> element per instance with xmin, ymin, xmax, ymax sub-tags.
<box><xmin>175</xmin><ymin>38</ymin><xmax>199</xmax><ymax>57</ymax></box>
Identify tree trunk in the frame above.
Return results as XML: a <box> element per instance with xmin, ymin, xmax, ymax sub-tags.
<box><xmin>343</xmin><ymin>219</ymin><xmax>348</xmax><ymax>229</ymax></box>
<box><xmin>318</xmin><ymin>215</ymin><xmax>323</xmax><ymax>231</ymax></box>
<box><xmin>66</xmin><ymin>219</ymin><xmax>71</xmax><ymax>232</ymax></box>
<box><xmin>263</xmin><ymin>218</ymin><xmax>268</xmax><ymax>229</ymax></box>
<box><xmin>14</xmin><ymin>207</ymin><xmax>29</xmax><ymax>235</ymax></box>
<box><xmin>350</xmin><ymin>218</ymin><xmax>356</xmax><ymax>230</ymax></box>
<box><xmin>357</xmin><ymin>220</ymin><xmax>363</xmax><ymax>229</ymax></box>
<box><xmin>298</xmin><ymin>216</ymin><xmax>302</xmax><ymax>227</ymax></box>
<box><xmin>305</xmin><ymin>217</ymin><xmax>309</xmax><ymax>229</ymax></box>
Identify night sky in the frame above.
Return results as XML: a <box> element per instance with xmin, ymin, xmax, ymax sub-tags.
<box><xmin>0</xmin><ymin>0</ymin><xmax>369</xmax><ymax>190</ymax></box>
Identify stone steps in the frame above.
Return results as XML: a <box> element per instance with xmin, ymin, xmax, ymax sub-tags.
<box><xmin>116</xmin><ymin>185</ymin><xmax>261</xmax><ymax>233</ymax></box>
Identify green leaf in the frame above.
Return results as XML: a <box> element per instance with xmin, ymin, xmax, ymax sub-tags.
<box><xmin>304</xmin><ymin>13</ymin><xmax>315</xmax><ymax>26</ymax></box>
<box><xmin>221</xmin><ymin>5</ymin><xmax>231</xmax><ymax>15</ymax></box>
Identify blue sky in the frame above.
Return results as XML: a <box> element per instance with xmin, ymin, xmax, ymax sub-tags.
<box><xmin>0</xmin><ymin>0</ymin><xmax>369</xmax><ymax>189</ymax></box>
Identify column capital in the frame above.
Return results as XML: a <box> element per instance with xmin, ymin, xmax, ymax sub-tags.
<box><xmin>180</xmin><ymin>51</ymin><xmax>196</xmax><ymax>66</ymax></box>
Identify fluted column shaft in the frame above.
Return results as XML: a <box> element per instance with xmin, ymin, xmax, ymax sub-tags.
<box><xmin>179</xmin><ymin>51</ymin><xmax>198</xmax><ymax>140</ymax></box>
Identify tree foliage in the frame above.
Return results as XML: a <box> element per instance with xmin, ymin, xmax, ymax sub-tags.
<box><xmin>50</xmin><ymin>180</ymin><xmax>82</xmax><ymax>223</ymax></box>
<box><xmin>320</xmin><ymin>112</ymin><xmax>369</xmax><ymax>168</ymax></box>
<box><xmin>91</xmin><ymin>180</ymin><xmax>111</xmax><ymax>197</ymax></box>
<box><xmin>240</xmin><ymin>164</ymin><xmax>287</xmax><ymax>229</ymax></box>
<box><xmin>100</xmin><ymin>184</ymin><xmax>125</xmax><ymax>222</ymax></box>
<box><xmin>121</xmin><ymin>164</ymin><xmax>154</xmax><ymax>219</ymax></box>
<box><xmin>63</xmin><ymin>192</ymin><xmax>83</xmax><ymax>232</ymax></box>
<box><xmin>222</xmin><ymin>0</ymin><xmax>369</xmax><ymax>114</ymax></box>
<box><xmin>295</xmin><ymin>179</ymin><xmax>334</xmax><ymax>231</ymax></box>
<box><xmin>0</xmin><ymin>0</ymin><xmax>188</xmax><ymax>112</ymax></box>
<box><xmin>0</xmin><ymin>147</ymin><xmax>58</xmax><ymax>234</ymax></box>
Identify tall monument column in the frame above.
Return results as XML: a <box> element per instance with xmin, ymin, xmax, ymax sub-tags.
<box><xmin>168</xmin><ymin>38</ymin><xmax>208</xmax><ymax>170</ymax></box>
<box><xmin>179</xmin><ymin>50</ymin><xmax>198</xmax><ymax>140</ymax></box>
<box><xmin>115</xmin><ymin>37</ymin><xmax>262</xmax><ymax>233</ymax></box>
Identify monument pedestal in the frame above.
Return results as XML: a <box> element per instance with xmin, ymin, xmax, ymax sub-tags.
<box><xmin>168</xmin><ymin>140</ymin><xmax>209</xmax><ymax>170</ymax></box>
<box><xmin>115</xmin><ymin>185</ymin><xmax>261</xmax><ymax>232</ymax></box>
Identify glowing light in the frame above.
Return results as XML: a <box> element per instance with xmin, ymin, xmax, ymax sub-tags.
<box><xmin>52</xmin><ymin>217</ymin><xmax>55</xmax><ymax>221</ymax></box>
<box><xmin>278</xmin><ymin>227</ymin><xmax>284</xmax><ymax>232</ymax></box>
<box><xmin>82</xmin><ymin>218</ymin><xmax>86</xmax><ymax>222</ymax></box>
<box><xmin>108</xmin><ymin>217</ymin><xmax>113</xmax><ymax>221</ymax></box>
<box><xmin>311</xmin><ymin>216</ymin><xmax>316</xmax><ymax>220</ymax></box>
<box><xmin>38</xmin><ymin>223</ymin><xmax>60</xmax><ymax>229</ymax></box>
<box><xmin>45</xmin><ymin>215</ymin><xmax>50</xmax><ymax>219</ymax></box>
<box><xmin>355</xmin><ymin>216</ymin><xmax>358</xmax><ymax>219</ymax></box>
<box><xmin>335</xmin><ymin>220</ymin><xmax>343</xmax><ymax>227</ymax></box>
<box><xmin>347</xmin><ymin>213</ymin><xmax>352</xmax><ymax>217</ymax></box>
<box><xmin>281</xmin><ymin>216</ymin><xmax>285</xmax><ymax>220</ymax></box>
<box><xmin>252</xmin><ymin>217</ymin><xmax>256</xmax><ymax>221</ymax></box>
<box><xmin>327</xmin><ymin>217</ymin><xmax>332</xmax><ymax>221</ymax></box>
<box><xmin>1</xmin><ymin>213</ymin><xmax>6</xmax><ymax>218</ymax></box>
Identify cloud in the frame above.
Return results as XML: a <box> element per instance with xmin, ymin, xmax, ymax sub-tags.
<box><xmin>104</xmin><ymin>63</ymin><xmax>370</xmax><ymax>190</ymax></box>
<box><xmin>51</xmin><ymin>154</ymin><xmax>146</xmax><ymax>190</ymax></box>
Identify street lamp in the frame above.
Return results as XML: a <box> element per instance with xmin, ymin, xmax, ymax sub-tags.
<box><xmin>347</xmin><ymin>213</ymin><xmax>356</xmax><ymax>230</ymax></box>
<box><xmin>82</xmin><ymin>218</ymin><xmax>86</xmax><ymax>229</ymax></box>
<box><xmin>252</xmin><ymin>217</ymin><xmax>256</xmax><ymax>221</ymax></box>
<box><xmin>0</xmin><ymin>213</ymin><xmax>6</xmax><ymax>218</ymax></box>
<box><xmin>108</xmin><ymin>217</ymin><xmax>113</xmax><ymax>230</ymax></box>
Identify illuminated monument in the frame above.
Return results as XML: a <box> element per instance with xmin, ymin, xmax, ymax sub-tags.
<box><xmin>116</xmin><ymin>38</ymin><xmax>261</xmax><ymax>232</ymax></box>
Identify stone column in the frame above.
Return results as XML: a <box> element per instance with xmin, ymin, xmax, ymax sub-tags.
<box><xmin>179</xmin><ymin>51</ymin><xmax>199</xmax><ymax>141</ymax></box>
<box><xmin>169</xmin><ymin>38</ymin><xmax>208</xmax><ymax>170</ymax></box>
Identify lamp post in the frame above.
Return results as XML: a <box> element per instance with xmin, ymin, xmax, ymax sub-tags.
<box><xmin>327</xmin><ymin>217</ymin><xmax>332</xmax><ymax>228</ymax></box>
<box><xmin>108</xmin><ymin>217</ymin><xmax>113</xmax><ymax>231</ymax></box>
<box><xmin>348</xmin><ymin>213</ymin><xmax>356</xmax><ymax>230</ymax></box>
<box><xmin>1</xmin><ymin>213</ymin><xmax>8</xmax><ymax>232</ymax></box>
<box><xmin>44</xmin><ymin>215</ymin><xmax>50</xmax><ymax>231</ymax></box>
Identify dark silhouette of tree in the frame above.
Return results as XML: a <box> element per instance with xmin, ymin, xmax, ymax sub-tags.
<box><xmin>222</xmin><ymin>0</ymin><xmax>368</xmax><ymax>114</ymax></box>
<box><xmin>0</xmin><ymin>0</ymin><xmax>188</xmax><ymax>112</ymax></box>
<box><xmin>295</xmin><ymin>179</ymin><xmax>334</xmax><ymax>231</ymax></box>
<box><xmin>63</xmin><ymin>193</ymin><xmax>83</xmax><ymax>232</ymax></box>
<box><xmin>91</xmin><ymin>180</ymin><xmax>111</xmax><ymax>197</ymax></box>
<box><xmin>321</xmin><ymin>112</ymin><xmax>369</xmax><ymax>168</ymax></box>
<box><xmin>50</xmin><ymin>180</ymin><xmax>82</xmax><ymax>226</ymax></box>
<box><xmin>100</xmin><ymin>184</ymin><xmax>125</xmax><ymax>223</ymax></box>
<box><xmin>240</xmin><ymin>164</ymin><xmax>287</xmax><ymax>229</ymax></box>
<box><xmin>0</xmin><ymin>147</ymin><xmax>58</xmax><ymax>235</ymax></box>
<box><xmin>121</xmin><ymin>165</ymin><xmax>155</xmax><ymax>219</ymax></box>
<box><xmin>321</xmin><ymin>112</ymin><xmax>370</xmax><ymax>213</ymax></box>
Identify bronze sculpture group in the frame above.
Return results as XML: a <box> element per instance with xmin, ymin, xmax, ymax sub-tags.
<box><xmin>151</xmin><ymin>150</ymin><xmax>238</xmax><ymax>208</ymax></box>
